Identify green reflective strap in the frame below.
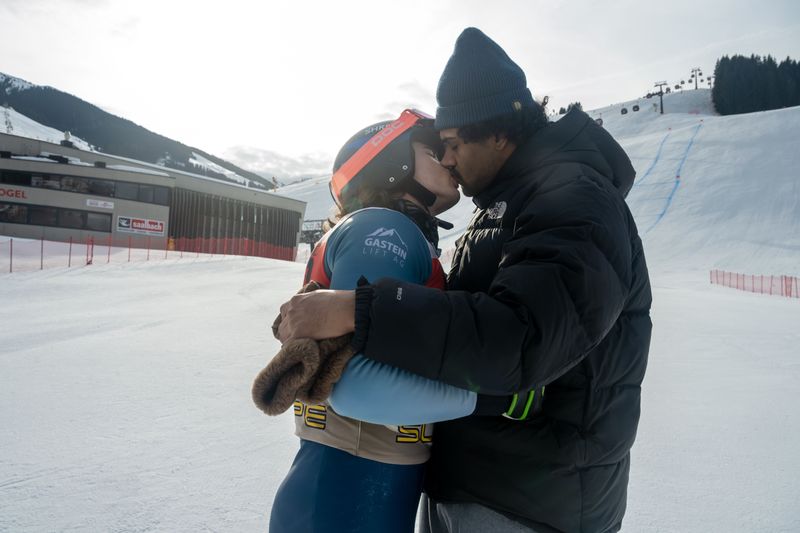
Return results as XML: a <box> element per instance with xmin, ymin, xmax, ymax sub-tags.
<box><xmin>505</xmin><ymin>393</ymin><xmax>519</xmax><ymax>417</ymax></box>
<box><xmin>519</xmin><ymin>389</ymin><xmax>536</xmax><ymax>419</ymax></box>
<box><xmin>504</xmin><ymin>386</ymin><xmax>547</xmax><ymax>420</ymax></box>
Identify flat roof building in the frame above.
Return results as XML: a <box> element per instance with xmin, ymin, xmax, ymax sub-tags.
<box><xmin>0</xmin><ymin>133</ymin><xmax>305</xmax><ymax>260</ymax></box>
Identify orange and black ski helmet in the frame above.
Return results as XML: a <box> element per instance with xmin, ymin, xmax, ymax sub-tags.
<box><xmin>330</xmin><ymin>109</ymin><xmax>442</xmax><ymax>209</ymax></box>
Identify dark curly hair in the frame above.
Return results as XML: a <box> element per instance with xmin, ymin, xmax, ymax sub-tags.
<box><xmin>456</xmin><ymin>102</ymin><xmax>549</xmax><ymax>146</ymax></box>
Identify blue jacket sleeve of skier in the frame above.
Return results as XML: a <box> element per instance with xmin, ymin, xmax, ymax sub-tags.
<box><xmin>322</xmin><ymin>207</ymin><xmax>477</xmax><ymax>425</ymax></box>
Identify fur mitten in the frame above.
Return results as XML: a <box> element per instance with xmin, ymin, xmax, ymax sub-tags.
<box><xmin>252</xmin><ymin>282</ymin><xmax>355</xmax><ymax>415</ymax></box>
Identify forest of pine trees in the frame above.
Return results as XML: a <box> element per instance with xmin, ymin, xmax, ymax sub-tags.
<box><xmin>712</xmin><ymin>55</ymin><xmax>800</xmax><ymax>115</ymax></box>
<box><xmin>558</xmin><ymin>101</ymin><xmax>583</xmax><ymax>115</ymax></box>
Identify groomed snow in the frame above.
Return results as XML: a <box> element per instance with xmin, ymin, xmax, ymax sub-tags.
<box><xmin>1</xmin><ymin>259</ymin><xmax>798</xmax><ymax>532</ymax></box>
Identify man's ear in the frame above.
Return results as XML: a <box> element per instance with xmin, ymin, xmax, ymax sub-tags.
<box><xmin>493</xmin><ymin>134</ymin><xmax>509</xmax><ymax>151</ymax></box>
<box><xmin>494</xmin><ymin>134</ymin><xmax>510</xmax><ymax>152</ymax></box>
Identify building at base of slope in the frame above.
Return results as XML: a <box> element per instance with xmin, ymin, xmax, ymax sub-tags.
<box><xmin>0</xmin><ymin>133</ymin><xmax>305</xmax><ymax>261</ymax></box>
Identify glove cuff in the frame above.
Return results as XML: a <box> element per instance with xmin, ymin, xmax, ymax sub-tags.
<box><xmin>350</xmin><ymin>282</ymin><xmax>374</xmax><ymax>353</ymax></box>
<box><xmin>473</xmin><ymin>394</ymin><xmax>513</xmax><ymax>416</ymax></box>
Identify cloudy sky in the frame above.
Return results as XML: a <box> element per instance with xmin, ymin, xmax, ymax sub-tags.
<box><xmin>1</xmin><ymin>0</ymin><xmax>798</xmax><ymax>179</ymax></box>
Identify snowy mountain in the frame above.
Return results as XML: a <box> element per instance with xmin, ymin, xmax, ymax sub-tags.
<box><xmin>0</xmin><ymin>72</ymin><xmax>33</xmax><ymax>93</ymax></box>
<box><xmin>0</xmin><ymin>72</ymin><xmax>271</xmax><ymax>189</ymax></box>
<box><xmin>1</xmin><ymin>105</ymin><xmax>93</xmax><ymax>150</ymax></box>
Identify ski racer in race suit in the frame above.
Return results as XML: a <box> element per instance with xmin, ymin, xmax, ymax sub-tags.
<box><xmin>277</xmin><ymin>29</ymin><xmax>652</xmax><ymax>533</ymax></box>
<box><xmin>268</xmin><ymin>110</ymin><xmax>514</xmax><ymax>533</ymax></box>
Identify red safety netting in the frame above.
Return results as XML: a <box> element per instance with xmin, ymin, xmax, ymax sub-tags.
<box><xmin>0</xmin><ymin>236</ymin><xmax>296</xmax><ymax>274</ymax></box>
<box><xmin>710</xmin><ymin>269</ymin><xmax>799</xmax><ymax>299</ymax></box>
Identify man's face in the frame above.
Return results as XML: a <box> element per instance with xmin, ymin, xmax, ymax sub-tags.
<box><xmin>438</xmin><ymin>128</ymin><xmax>503</xmax><ymax>197</ymax></box>
<box><xmin>410</xmin><ymin>141</ymin><xmax>460</xmax><ymax>216</ymax></box>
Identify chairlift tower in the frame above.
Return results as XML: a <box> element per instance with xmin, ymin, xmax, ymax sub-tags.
<box><xmin>654</xmin><ymin>81</ymin><xmax>668</xmax><ymax>114</ymax></box>
<box><xmin>690</xmin><ymin>67</ymin><xmax>703</xmax><ymax>90</ymax></box>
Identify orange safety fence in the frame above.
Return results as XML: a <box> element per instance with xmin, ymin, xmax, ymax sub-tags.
<box><xmin>710</xmin><ymin>269</ymin><xmax>799</xmax><ymax>299</ymax></box>
<box><xmin>0</xmin><ymin>235</ymin><xmax>296</xmax><ymax>274</ymax></box>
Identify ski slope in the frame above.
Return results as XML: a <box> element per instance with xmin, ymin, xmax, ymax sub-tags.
<box><xmin>1</xmin><ymin>106</ymin><xmax>93</xmax><ymax>151</ymax></box>
<box><xmin>2</xmin><ymin>91</ymin><xmax>800</xmax><ymax>532</ymax></box>
<box><xmin>283</xmin><ymin>90</ymin><xmax>800</xmax><ymax>275</ymax></box>
<box><xmin>1</xmin><ymin>256</ymin><xmax>798</xmax><ymax>532</ymax></box>
<box><xmin>602</xmin><ymin>90</ymin><xmax>800</xmax><ymax>275</ymax></box>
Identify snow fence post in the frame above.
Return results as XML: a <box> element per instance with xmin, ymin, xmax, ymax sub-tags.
<box><xmin>40</xmin><ymin>237</ymin><xmax>44</xmax><ymax>270</ymax></box>
<box><xmin>68</xmin><ymin>237</ymin><xmax>73</xmax><ymax>268</ymax></box>
<box><xmin>86</xmin><ymin>237</ymin><xmax>93</xmax><ymax>265</ymax></box>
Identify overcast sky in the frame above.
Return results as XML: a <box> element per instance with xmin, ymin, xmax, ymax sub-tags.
<box><xmin>1</xmin><ymin>0</ymin><xmax>798</xmax><ymax>179</ymax></box>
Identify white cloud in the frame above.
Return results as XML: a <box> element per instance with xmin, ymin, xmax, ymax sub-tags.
<box><xmin>223</xmin><ymin>145</ymin><xmax>331</xmax><ymax>181</ymax></box>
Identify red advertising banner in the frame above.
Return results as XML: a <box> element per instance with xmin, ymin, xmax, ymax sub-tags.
<box><xmin>117</xmin><ymin>216</ymin><xmax>165</xmax><ymax>236</ymax></box>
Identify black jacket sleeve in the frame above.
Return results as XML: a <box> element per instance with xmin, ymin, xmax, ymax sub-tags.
<box><xmin>357</xmin><ymin>175</ymin><xmax>633</xmax><ymax>395</ymax></box>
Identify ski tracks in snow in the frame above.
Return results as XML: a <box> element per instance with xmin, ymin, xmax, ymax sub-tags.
<box><xmin>628</xmin><ymin>122</ymin><xmax>703</xmax><ymax>233</ymax></box>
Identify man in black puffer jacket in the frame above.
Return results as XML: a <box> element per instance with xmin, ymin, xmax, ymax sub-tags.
<box><xmin>278</xmin><ymin>27</ymin><xmax>651</xmax><ymax>533</ymax></box>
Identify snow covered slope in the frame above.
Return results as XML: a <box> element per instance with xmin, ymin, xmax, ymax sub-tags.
<box><xmin>596</xmin><ymin>91</ymin><xmax>800</xmax><ymax>275</ymax></box>
<box><xmin>272</xmin><ymin>174</ymin><xmax>336</xmax><ymax>221</ymax></box>
<box><xmin>586</xmin><ymin>88</ymin><xmax>717</xmax><ymax>137</ymax></box>
<box><xmin>281</xmin><ymin>90</ymin><xmax>800</xmax><ymax>277</ymax></box>
<box><xmin>0</xmin><ymin>255</ymin><xmax>798</xmax><ymax>532</ymax></box>
<box><xmin>0</xmin><ymin>258</ymin><xmax>300</xmax><ymax>532</ymax></box>
<box><xmin>2</xmin><ymin>105</ymin><xmax>93</xmax><ymax>150</ymax></box>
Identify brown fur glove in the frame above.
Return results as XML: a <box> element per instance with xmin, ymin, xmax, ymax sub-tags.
<box><xmin>252</xmin><ymin>282</ymin><xmax>355</xmax><ymax>416</ymax></box>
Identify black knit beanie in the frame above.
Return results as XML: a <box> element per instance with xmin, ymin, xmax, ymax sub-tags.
<box><xmin>435</xmin><ymin>28</ymin><xmax>536</xmax><ymax>130</ymax></box>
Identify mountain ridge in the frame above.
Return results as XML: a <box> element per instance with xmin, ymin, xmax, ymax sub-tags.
<box><xmin>0</xmin><ymin>72</ymin><xmax>273</xmax><ymax>190</ymax></box>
